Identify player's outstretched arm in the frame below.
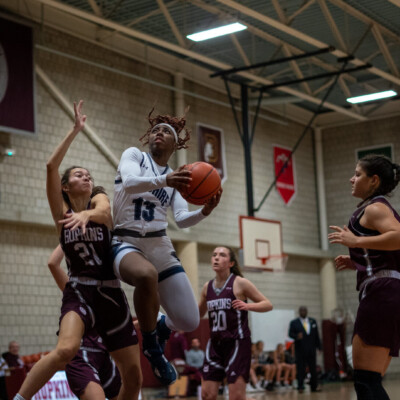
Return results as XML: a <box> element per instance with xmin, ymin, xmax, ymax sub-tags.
<box><xmin>46</xmin><ymin>100</ymin><xmax>86</xmax><ymax>228</ymax></box>
<box><xmin>329</xmin><ymin>203</ymin><xmax>400</xmax><ymax>250</ymax></box>
<box><xmin>58</xmin><ymin>193</ymin><xmax>112</xmax><ymax>233</ymax></box>
<box><xmin>48</xmin><ymin>245</ymin><xmax>69</xmax><ymax>292</ymax></box>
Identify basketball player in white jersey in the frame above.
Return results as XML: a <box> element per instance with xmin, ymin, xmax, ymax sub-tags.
<box><xmin>112</xmin><ymin>110</ymin><xmax>222</xmax><ymax>385</ymax></box>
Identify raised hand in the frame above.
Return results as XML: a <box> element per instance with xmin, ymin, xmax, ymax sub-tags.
<box><xmin>202</xmin><ymin>188</ymin><xmax>223</xmax><ymax>216</ymax></box>
<box><xmin>328</xmin><ymin>225</ymin><xmax>359</xmax><ymax>248</ymax></box>
<box><xmin>73</xmin><ymin>100</ymin><xmax>87</xmax><ymax>132</ymax></box>
<box><xmin>334</xmin><ymin>255</ymin><xmax>356</xmax><ymax>271</ymax></box>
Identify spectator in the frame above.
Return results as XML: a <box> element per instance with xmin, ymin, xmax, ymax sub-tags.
<box><xmin>255</xmin><ymin>341</ymin><xmax>276</xmax><ymax>390</ymax></box>
<box><xmin>289</xmin><ymin>306</ymin><xmax>321</xmax><ymax>393</ymax></box>
<box><xmin>169</xmin><ymin>331</ymin><xmax>188</xmax><ymax>361</ymax></box>
<box><xmin>273</xmin><ymin>343</ymin><xmax>292</xmax><ymax>388</ymax></box>
<box><xmin>185</xmin><ymin>338</ymin><xmax>204</xmax><ymax>369</ymax></box>
<box><xmin>2</xmin><ymin>342</ymin><xmax>24</xmax><ymax>369</ymax></box>
<box><xmin>284</xmin><ymin>342</ymin><xmax>297</xmax><ymax>386</ymax></box>
<box><xmin>247</xmin><ymin>343</ymin><xmax>264</xmax><ymax>392</ymax></box>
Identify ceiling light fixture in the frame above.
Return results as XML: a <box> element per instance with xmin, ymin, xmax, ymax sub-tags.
<box><xmin>346</xmin><ymin>90</ymin><xmax>397</xmax><ymax>104</ymax></box>
<box><xmin>187</xmin><ymin>22</ymin><xmax>247</xmax><ymax>42</ymax></box>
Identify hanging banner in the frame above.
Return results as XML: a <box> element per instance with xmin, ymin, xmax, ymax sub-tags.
<box><xmin>0</xmin><ymin>17</ymin><xmax>35</xmax><ymax>135</ymax></box>
<box><xmin>273</xmin><ymin>145</ymin><xmax>296</xmax><ymax>206</ymax></box>
<box><xmin>197</xmin><ymin>123</ymin><xmax>227</xmax><ymax>184</ymax></box>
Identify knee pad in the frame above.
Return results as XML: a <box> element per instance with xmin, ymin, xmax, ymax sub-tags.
<box><xmin>353</xmin><ymin>369</ymin><xmax>389</xmax><ymax>400</ymax></box>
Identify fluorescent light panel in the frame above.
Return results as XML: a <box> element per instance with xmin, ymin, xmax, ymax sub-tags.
<box><xmin>347</xmin><ymin>90</ymin><xmax>397</xmax><ymax>104</ymax></box>
<box><xmin>187</xmin><ymin>22</ymin><xmax>247</xmax><ymax>42</ymax></box>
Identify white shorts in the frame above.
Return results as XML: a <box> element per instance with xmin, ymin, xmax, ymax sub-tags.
<box><xmin>111</xmin><ymin>235</ymin><xmax>182</xmax><ymax>280</ymax></box>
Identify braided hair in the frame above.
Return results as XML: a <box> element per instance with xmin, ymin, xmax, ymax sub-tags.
<box><xmin>139</xmin><ymin>107</ymin><xmax>191</xmax><ymax>150</ymax></box>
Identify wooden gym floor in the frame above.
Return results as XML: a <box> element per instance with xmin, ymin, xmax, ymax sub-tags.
<box><xmin>143</xmin><ymin>377</ymin><xmax>400</xmax><ymax>400</ymax></box>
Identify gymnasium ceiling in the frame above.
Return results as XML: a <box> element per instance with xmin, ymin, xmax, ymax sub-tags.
<box><xmin>2</xmin><ymin>0</ymin><xmax>400</xmax><ymax>126</ymax></box>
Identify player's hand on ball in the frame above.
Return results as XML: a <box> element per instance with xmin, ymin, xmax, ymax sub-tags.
<box><xmin>166</xmin><ymin>166</ymin><xmax>192</xmax><ymax>191</ymax></box>
<box><xmin>202</xmin><ymin>188</ymin><xmax>222</xmax><ymax>216</ymax></box>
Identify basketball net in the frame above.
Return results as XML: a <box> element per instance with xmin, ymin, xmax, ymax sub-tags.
<box><xmin>258</xmin><ymin>254</ymin><xmax>288</xmax><ymax>272</ymax></box>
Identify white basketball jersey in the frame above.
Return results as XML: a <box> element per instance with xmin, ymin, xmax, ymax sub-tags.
<box><xmin>113</xmin><ymin>149</ymin><xmax>176</xmax><ymax>235</ymax></box>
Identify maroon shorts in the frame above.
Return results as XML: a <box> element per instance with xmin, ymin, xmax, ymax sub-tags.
<box><xmin>60</xmin><ymin>282</ymin><xmax>138</xmax><ymax>352</ymax></box>
<box><xmin>354</xmin><ymin>278</ymin><xmax>400</xmax><ymax>357</ymax></box>
<box><xmin>66</xmin><ymin>348</ymin><xmax>121</xmax><ymax>399</ymax></box>
<box><xmin>202</xmin><ymin>337</ymin><xmax>251</xmax><ymax>384</ymax></box>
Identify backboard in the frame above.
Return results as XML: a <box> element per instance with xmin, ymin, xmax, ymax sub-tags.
<box><xmin>239</xmin><ymin>216</ymin><xmax>287</xmax><ymax>272</ymax></box>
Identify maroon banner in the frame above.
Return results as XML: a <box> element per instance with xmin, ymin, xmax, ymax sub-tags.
<box><xmin>0</xmin><ymin>17</ymin><xmax>35</xmax><ymax>135</ymax></box>
<box><xmin>273</xmin><ymin>145</ymin><xmax>296</xmax><ymax>205</ymax></box>
<box><xmin>197</xmin><ymin>123</ymin><xmax>227</xmax><ymax>184</ymax></box>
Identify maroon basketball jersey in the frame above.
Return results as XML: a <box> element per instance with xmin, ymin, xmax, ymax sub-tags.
<box><xmin>206</xmin><ymin>274</ymin><xmax>251</xmax><ymax>341</ymax></box>
<box><xmin>60</xmin><ymin>208</ymin><xmax>116</xmax><ymax>280</ymax></box>
<box><xmin>348</xmin><ymin>196</ymin><xmax>400</xmax><ymax>289</ymax></box>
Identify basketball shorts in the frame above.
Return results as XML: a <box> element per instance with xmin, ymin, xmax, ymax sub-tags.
<box><xmin>66</xmin><ymin>348</ymin><xmax>121</xmax><ymax>399</ymax></box>
<box><xmin>202</xmin><ymin>337</ymin><xmax>251</xmax><ymax>384</ymax></box>
<box><xmin>354</xmin><ymin>277</ymin><xmax>400</xmax><ymax>357</ymax></box>
<box><xmin>60</xmin><ymin>282</ymin><xmax>138</xmax><ymax>352</ymax></box>
<box><xmin>111</xmin><ymin>235</ymin><xmax>182</xmax><ymax>279</ymax></box>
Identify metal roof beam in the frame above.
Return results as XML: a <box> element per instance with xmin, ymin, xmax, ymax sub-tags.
<box><xmin>230</xmin><ymin>35</ymin><xmax>251</xmax><ymax>66</ymax></box>
<box><xmin>188</xmin><ymin>0</ymin><xmax>360</xmax><ymax>86</ymax></box>
<box><xmin>328</xmin><ymin>0</ymin><xmax>400</xmax><ymax>44</ymax></box>
<box><xmin>372</xmin><ymin>25</ymin><xmax>399</xmax><ymax>77</ymax></box>
<box><xmin>313</xmin><ymin>78</ymin><xmax>335</xmax><ymax>95</ymax></box>
<box><xmin>271</xmin><ymin>0</ymin><xmax>312</xmax><ymax>94</ymax></box>
<box><xmin>317</xmin><ymin>0</ymin><xmax>347</xmax><ymax>51</ymax></box>
<box><xmin>156</xmin><ymin>0</ymin><xmax>186</xmax><ymax>48</ymax></box>
<box><xmin>288</xmin><ymin>0</ymin><xmax>316</xmax><ymax>24</ymax></box>
<box><xmin>33</xmin><ymin>0</ymin><xmax>366</xmax><ymax>120</ymax></box>
<box><xmin>87</xmin><ymin>0</ymin><xmax>102</xmax><ymax>17</ymax></box>
<box><xmin>216</xmin><ymin>0</ymin><xmax>400</xmax><ymax>87</ymax></box>
<box><xmin>338</xmin><ymin>76</ymin><xmax>361</xmax><ymax>114</ymax></box>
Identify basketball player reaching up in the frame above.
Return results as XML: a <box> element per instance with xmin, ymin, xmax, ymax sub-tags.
<box><xmin>329</xmin><ymin>155</ymin><xmax>400</xmax><ymax>400</ymax></box>
<box><xmin>48</xmin><ymin>245</ymin><xmax>122</xmax><ymax>400</ymax></box>
<box><xmin>199</xmin><ymin>246</ymin><xmax>273</xmax><ymax>400</ymax></box>
<box><xmin>14</xmin><ymin>100</ymin><xmax>141</xmax><ymax>400</ymax></box>
<box><xmin>112</xmin><ymin>109</ymin><xmax>222</xmax><ymax>385</ymax></box>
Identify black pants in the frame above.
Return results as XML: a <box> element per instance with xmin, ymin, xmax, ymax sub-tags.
<box><xmin>0</xmin><ymin>376</ymin><xmax>7</xmax><ymax>400</ymax></box>
<box><xmin>296</xmin><ymin>352</ymin><xmax>317</xmax><ymax>391</ymax></box>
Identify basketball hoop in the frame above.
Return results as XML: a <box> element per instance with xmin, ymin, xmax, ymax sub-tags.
<box><xmin>260</xmin><ymin>254</ymin><xmax>289</xmax><ymax>272</ymax></box>
<box><xmin>260</xmin><ymin>257</ymin><xmax>267</xmax><ymax>266</ymax></box>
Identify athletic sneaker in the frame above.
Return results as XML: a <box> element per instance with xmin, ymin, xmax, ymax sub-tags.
<box><xmin>143</xmin><ymin>344</ymin><xmax>177</xmax><ymax>385</ymax></box>
<box><xmin>142</xmin><ymin>329</ymin><xmax>176</xmax><ymax>386</ymax></box>
<box><xmin>156</xmin><ymin>313</ymin><xmax>171</xmax><ymax>351</ymax></box>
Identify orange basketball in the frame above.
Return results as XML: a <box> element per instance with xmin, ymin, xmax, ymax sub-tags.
<box><xmin>181</xmin><ymin>162</ymin><xmax>221</xmax><ymax>205</ymax></box>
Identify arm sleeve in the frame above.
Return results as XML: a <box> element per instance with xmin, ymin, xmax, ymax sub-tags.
<box><xmin>171</xmin><ymin>190</ymin><xmax>207</xmax><ymax>228</ymax></box>
<box><xmin>119</xmin><ymin>147</ymin><xmax>167</xmax><ymax>193</ymax></box>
